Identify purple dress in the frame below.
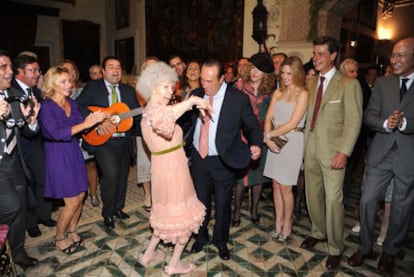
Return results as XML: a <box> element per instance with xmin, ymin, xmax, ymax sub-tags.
<box><xmin>39</xmin><ymin>98</ymin><xmax>88</xmax><ymax>198</ymax></box>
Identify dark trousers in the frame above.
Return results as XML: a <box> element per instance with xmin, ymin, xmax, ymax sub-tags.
<box><xmin>95</xmin><ymin>138</ymin><xmax>130</xmax><ymax>218</ymax></box>
<box><xmin>25</xmin><ymin>143</ymin><xmax>52</xmax><ymax>227</ymax></box>
<box><xmin>0</xmin><ymin>152</ymin><xmax>27</xmax><ymax>260</ymax></box>
<box><xmin>359</xmin><ymin>149</ymin><xmax>414</xmax><ymax>256</ymax></box>
<box><xmin>190</xmin><ymin>150</ymin><xmax>235</xmax><ymax>247</ymax></box>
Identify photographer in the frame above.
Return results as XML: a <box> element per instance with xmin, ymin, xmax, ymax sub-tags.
<box><xmin>0</xmin><ymin>49</ymin><xmax>40</xmax><ymax>268</ymax></box>
<box><xmin>12</xmin><ymin>54</ymin><xmax>56</xmax><ymax>238</ymax></box>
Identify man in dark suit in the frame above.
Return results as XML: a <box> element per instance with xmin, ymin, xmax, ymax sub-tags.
<box><xmin>348</xmin><ymin>37</ymin><xmax>414</xmax><ymax>272</ymax></box>
<box><xmin>12</xmin><ymin>54</ymin><xmax>56</xmax><ymax>238</ymax></box>
<box><xmin>272</xmin><ymin>52</ymin><xmax>287</xmax><ymax>89</ymax></box>
<box><xmin>77</xmin><ymin>56</ymin><xmax>140</xmax><ymax>230</ymax></box>
<box><xmin>0</xmin><ymin>49</ymin><xmax>40</xmax><ymax>267</ymax></box>
<box><xmin>189</xmin><ymin>59</ymin><xmax>263</xmax><ymax>260</ymax></box>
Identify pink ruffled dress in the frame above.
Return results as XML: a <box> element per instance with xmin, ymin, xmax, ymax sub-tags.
<box><xmin>140</xmin><ymin>103</ymin><xmax>206</xmax><ymax>244</ymax></box>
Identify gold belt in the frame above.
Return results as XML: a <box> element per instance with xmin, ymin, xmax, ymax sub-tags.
<box><xmin>151</xmin><ymin>141</ymin><xmax>186</xmax><ymax>156</ymax></box>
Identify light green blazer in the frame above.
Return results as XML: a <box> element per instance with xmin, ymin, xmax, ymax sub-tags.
<box><xmin>304</xmin><ymin>70</ymin><xmax>363</xmax><ymax>165</ymax></box>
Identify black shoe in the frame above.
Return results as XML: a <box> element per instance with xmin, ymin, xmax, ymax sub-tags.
<box><xmin>27</xmin><ymin>226</ymin><xmax>41</xmax><ymax>237</ymax></box>
<box><xmin>15</xmin><ymin>255</ymin><xmax>38</xmax><ymax>267</ymax></box>
<box><xmin>191</xmin><ymin>240</ymin><xmax>207</xmax><ymax>253</ymax></box>
<box><xmin>103</xmin><ymin>216</ymin><xmax>115</xmax><ymax>230</ymax></box>
<box><xmin>114</xmin><ymin>210</ymin><xmax>130</xmax><ymax>219</ymax></box>
<box><xmin>232</xmin><ymin>220</ymin><xmax>240</xmax><ymax>227</ymax></box>
<box><xmin>38</xmin><ymin>217</ymin><xmax>57</xmax><ymax>227</ymax></box>
<box><xmin>216</xmin><ymin>245</ymin><xmax>230</xmax><ymax>260</ymax></box>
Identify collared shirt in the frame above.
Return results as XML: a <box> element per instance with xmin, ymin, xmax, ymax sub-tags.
<box><xmin>193</xmin><ymin>82</ymin><xmax>227</xmax><ymax>156</ymax></box>
<box><xmin>104</xmin><ymin>80</ymin><xmax>121</xmax><ymax>105</ymax></box>
<box><xmin>400</xmin><ymin>71</ymin><xmax>414</xmax><ymax>92</ymax></box>
<box><xmin>383</xmin><ymin>72</ymin><xmax>414</xmax><ymax>132</ymax></box>
<box><xmin>15</xmin><ymin>79</ymin><xmax>31</xmax><ymax>96</ymax></box>
<box><xmin>319</xmin><ymin>66</ymin><xmax>337</xmax><ymax>96</ymax></box>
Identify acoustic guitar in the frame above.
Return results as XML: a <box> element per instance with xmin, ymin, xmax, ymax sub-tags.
<box><xmin>82</xmin><ymin>102</ymin><xmax>143</xmax><ymax>146</ymax></box>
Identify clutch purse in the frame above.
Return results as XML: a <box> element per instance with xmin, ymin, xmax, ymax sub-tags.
<box><xmin>270</xmin><ymin>117</ymin><xmax>288</xmax><ymax>149</ymax></box>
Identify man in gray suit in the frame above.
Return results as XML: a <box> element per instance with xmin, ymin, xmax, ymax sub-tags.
<box><xmin>348</xmin><ymin>37</ymin><xmax>414</xmax><ymax>272</ymax></box>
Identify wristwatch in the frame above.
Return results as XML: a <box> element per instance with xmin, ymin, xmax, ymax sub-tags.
<box><xmin>266</xmin><ymin>133</ymin><xmax>272</xmax><ymax>140</ymax></box>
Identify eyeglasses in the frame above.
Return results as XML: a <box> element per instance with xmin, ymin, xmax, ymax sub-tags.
<box><xmin>24</xmin><ymin>67</ymin><xmax>42</xmax><ymax>74</ymax></box>
<box><xmin>171</xmin><ymin>62</ymin><xmax>183</xmax><ymax>68</ymax></box>
<box><xmin>389</xmin><ymin>53</ymin><xmax>410</xmax><ymax>60</ymax></box>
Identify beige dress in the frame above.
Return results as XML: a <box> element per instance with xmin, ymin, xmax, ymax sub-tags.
<box><xmin>141</xmin><ymin>103</ymin><xmax>205</xmax><ymax>244</ymax></box>
<box><xmin>263</xmin><ymin>100</ymin><xmax>306</xmax><ymax>185</ymax></box>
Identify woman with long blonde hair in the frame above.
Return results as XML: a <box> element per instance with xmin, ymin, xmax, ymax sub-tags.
<box><xmin>263</xmin><ymin>56</ymin><xmax>309</xmax><ymax>241</ymax></box>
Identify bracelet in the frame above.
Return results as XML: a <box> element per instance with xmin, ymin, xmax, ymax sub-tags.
<box><xmin>265</xmin><ymin>133</ymin><xmax>272</xmax><ymax>140</ymax></box>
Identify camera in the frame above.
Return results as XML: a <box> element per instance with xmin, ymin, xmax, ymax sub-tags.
<box><xmin>0</xmin><ymin>91</ymin><xmax>35</xmax><ymax>126</ymax></box>
<box><xmin>4</xmin><ymin>94</ymin><xmax>30</xmax><ymax>105</ymax></box>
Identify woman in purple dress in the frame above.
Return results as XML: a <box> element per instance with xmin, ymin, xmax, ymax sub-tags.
<box><xmin>39</xmin><ymin>66</ymin><xmax>107</xmax><ymax>253</ymax></box>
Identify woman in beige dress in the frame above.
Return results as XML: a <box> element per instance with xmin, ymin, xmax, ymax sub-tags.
<box><xmin>263</xmin><ymin>56</ymin><xmax>309</xmax><ymax>241</ymax></box>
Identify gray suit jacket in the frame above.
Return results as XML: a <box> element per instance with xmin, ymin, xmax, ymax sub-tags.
<box><xmin>364</xmin><ymin>75</ymin><xmax>414</xmax><ymax>175</ymax></box>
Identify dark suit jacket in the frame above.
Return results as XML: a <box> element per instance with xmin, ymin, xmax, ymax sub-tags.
<box><xmin>0</xmin><ymin>87</ymin><xmax>39</xmax><ymax>165</ymax></box>
<box><xmin>11</xmin><ymin>79</ymin><xmax>43</xmax><ymax>160</ymax></box>
<box><xmin>76</xmin><ymin>79</ymin><xmax>140</xmax><ymax>153</ymax></box>
<box><xmin>364</xmin><ymin>75</ymin><xmax>414</xmax><ymax>175</ymax></box>
<box><xmin>190</xmin><ymin>84</ymin><xmax>263</xmax><ymax>169</ymax></box>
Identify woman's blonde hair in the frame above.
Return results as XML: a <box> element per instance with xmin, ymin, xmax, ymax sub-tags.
<box><xmin>42</xmin><ymin>66</ymin><xmax>70</xmax><ymax>99</ymax></box>
<box><xmin>280</xmin><ymin>56</ymin><xmax>306</xmax><ymax>101</ymax></box>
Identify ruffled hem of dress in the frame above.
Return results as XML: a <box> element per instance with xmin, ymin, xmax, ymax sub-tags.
<box><xmin>150</xmin><ymin>199</ymin><xmax>206</xmax><ymax>244</ymax></box>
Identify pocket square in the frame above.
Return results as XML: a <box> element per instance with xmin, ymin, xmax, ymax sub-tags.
<box><xmin>328</xmin><ymin>99</ymin><xmax>341</xmax><ymax>103</ymax></box>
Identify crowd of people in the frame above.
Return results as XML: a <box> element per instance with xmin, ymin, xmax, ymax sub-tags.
<box><xmin>0</xmin><ymin>35</ymin><xmax>413</xmax><ymax>275</ymax></box>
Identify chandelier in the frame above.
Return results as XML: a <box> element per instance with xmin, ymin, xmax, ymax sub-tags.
<box><xmin>382</xmin><ymin>0</ymin><xmax>395</xmax><ymax>19</ymax></box>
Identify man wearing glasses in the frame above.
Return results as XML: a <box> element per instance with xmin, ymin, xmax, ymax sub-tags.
<box><xmin>348</xmin><ymin>37</ymin><xmax>414</xmax><ymax>272</ymax></box>
<box><xmin>0</xmin><ymin>49</ymin><xmax>41</xmax><ymax>268</ymax></box>
<box><xmin>12</xmin><ymin>54</ymin><xmax>57</xmax><ymax>238</ymax></box>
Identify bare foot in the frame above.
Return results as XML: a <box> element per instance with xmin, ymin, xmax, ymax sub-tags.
<box><xmin>164</xmin><ymin>262</ymin><xmax>196</xmax><ymax>275</ymax></box>
<box><xmin>138</xmin><ymin>250</ymin><xmax>164</xmax><ymax>266</ymax></box>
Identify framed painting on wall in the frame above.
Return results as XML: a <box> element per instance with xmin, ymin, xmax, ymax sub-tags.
<box><xmin>358</xmin><ymin>0</ymin><xmax>378</xmax><ymax>30</ymax></box>
<box><xmin>114</xmin><ymin>37</ymin><xmax>134</xmax><ymax>74</ymax></box>
<box><xmin>145</xmin><ymin>0</ymin><xmax>243</xmax><ymax>63</ymax></box>
<box><xmin>115</xmin><ymin>0</ymin><xmax>129</xmax><ymax>30</ymax></box>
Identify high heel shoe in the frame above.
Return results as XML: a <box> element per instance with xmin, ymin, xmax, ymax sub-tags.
<box><xmin>277</xmin><ymin>233</ymin><xmax>289</xmax><ymax>242</ymax></box>
<box><xmin>54</xmin><ymin>237</ymin><xmax>77</xmax><ymax>254</ymax></box>
<box><xmin>66</xmin><ymin>231</ymin><xmax>85</xmax><ymax>247</ymax></box>
<box><xmin>270</xmin><ymin>231</ymin><xmax>280</xmax><ymax>239</ymax></box>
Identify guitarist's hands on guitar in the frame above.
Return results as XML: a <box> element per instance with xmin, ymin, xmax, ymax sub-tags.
<box><xmin>96</xmin><ymin>118</ymin><xmax>117</xmax><ymax>135</ymax></box>
<box><xmin>82</xmin><ymin>103</ymin><xmax>143</xmax><ymax>145</ymax></box>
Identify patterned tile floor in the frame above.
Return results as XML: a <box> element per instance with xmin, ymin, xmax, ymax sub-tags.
<box><xmin>19</xmin><ymin>168</ymin><xmax>413</xmax><ymax>276</ymax></box>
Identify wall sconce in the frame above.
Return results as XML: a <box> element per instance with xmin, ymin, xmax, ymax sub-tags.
<box><xmin>252</xmin><ymin>0</ymin><xmax>268</xmax><ymax>45</ymax></box>
<box><xmin>377</xmin><ymin>26</ymin><xmax>392</xmax><ymax>40</ymax></box>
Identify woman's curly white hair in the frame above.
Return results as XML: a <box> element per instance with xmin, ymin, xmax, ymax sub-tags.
<box><xmin>136</xmin><ymin>61</ymin><xmax>178</xmax><ymax>101</ymax></box>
